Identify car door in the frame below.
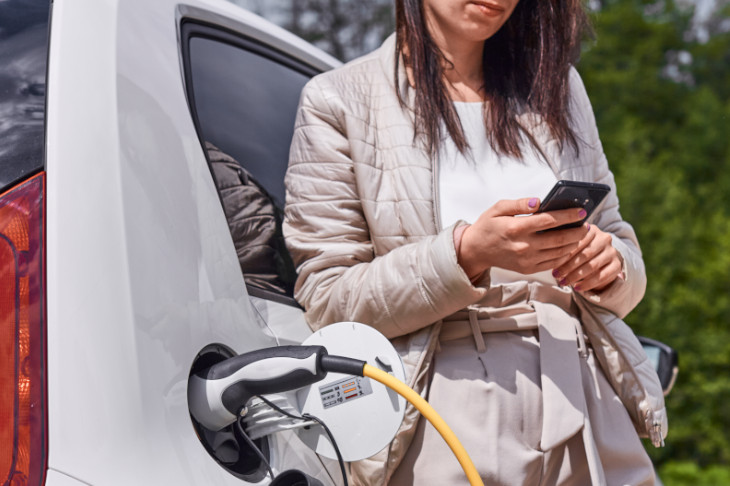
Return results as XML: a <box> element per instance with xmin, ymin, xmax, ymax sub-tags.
<box><xmin>178</xmin><ymin>9</ymin><xmax>345</xmax><ymax>484</ymax></box>
<box><xmin>43</xmin><ymin>0</ymin><xmax>342</xmax><ymax>484</ymax></box>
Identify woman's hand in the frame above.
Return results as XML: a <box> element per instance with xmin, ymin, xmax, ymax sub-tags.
<box><xmin>457</xmin><ymin>197</ymin><xmax>590</xmax><ymax>281</ymax></box>
<box><xmin>552</xmin><ymin>224</ymin><xmax>624</xmax><ymax>293</ymax></box>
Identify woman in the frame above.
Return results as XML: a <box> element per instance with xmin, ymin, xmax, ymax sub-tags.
<box><xmin>284</xmin><ymin>0</ymin><xmax>667</xmax><ymax>484</ymax></box>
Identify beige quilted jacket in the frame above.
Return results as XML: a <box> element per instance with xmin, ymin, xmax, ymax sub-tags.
<box><xmin>284</xmin><ymin>34</ymin><xmax>667</xmax><ymax>484</ymax></box>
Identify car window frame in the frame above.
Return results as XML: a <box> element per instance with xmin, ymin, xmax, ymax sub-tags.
<box><xmin>179</xmin><ymin>19</ymin><xmax>321</xmax><ymax>308</ymax></box>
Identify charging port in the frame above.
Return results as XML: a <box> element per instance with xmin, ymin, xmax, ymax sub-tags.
<box><xmin>188</xmin><ymin>344</ymin><xmax>270</xmax><ymax>482</ymax></box>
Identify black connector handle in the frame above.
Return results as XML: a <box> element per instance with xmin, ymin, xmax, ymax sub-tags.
<box><xmin>320</xmin><ymin>355</ymin><xmax>366</xmax><ymax>376</ymax></box>
<box><xmin>189</xmin><ymin>345</ymin><xmax>330</xmax><ymax>430</ymax></box>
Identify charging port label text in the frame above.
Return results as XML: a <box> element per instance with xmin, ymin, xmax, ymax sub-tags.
<box><xmin>319</xmin><ymin>375</ymin><xmax>373</xmax><ymax>409</ymax></box>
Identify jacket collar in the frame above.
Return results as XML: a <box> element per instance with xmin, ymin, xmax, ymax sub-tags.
<box><xmin>377</xmin><ymin>33</ymin><xmax>417</xmax><ymax>113</ymax></box>
<box><xmin>375</xmin><ymin>33</ymin><xmax>563</xmax><ymax>177</ymax></box>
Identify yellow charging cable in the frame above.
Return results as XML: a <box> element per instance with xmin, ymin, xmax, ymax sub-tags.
<box><xmin>362</xmin><ymin>364</ymin><xmax>484</xmax><ymax>486</ymax></box>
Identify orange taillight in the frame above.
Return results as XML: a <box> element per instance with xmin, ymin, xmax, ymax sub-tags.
<box><xmin>0</xmin><ymin>173</ymin><xmax>46</xmax><ymax>486</ymax></box>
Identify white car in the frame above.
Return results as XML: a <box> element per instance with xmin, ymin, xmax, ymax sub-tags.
<box><xmin>0</xmin><ymin>0</ymin><xmax>345</xmax><ymax>484</ymax></box>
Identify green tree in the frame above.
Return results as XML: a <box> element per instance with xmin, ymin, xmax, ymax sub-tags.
<box><xmin>233</xmin><ymin>0</ymin><xmax>394</xmax><ymax>61</ymax></box>
<box><xmin>578</xmin><ymin>0</ymin><xmax>730</xmax><ymax>480</ymax></box>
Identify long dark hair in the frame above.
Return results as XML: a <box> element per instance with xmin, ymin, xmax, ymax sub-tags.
<box><xmin>395</xmin><ymin>0</ymin><xmax>591</xmax><ymax>158</ymax></box>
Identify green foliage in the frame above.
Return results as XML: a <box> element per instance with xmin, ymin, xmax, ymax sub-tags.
<box><xmin>578</xmin><ymin>0</ymin><xmax>730</xmax><ymax>470</ymax></box>
<box><xmin>659</xmin><ymin>461</ymin><xmax>730</xmax><ymax>486</ymax></box>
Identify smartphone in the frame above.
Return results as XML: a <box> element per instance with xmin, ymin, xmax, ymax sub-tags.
<box><xmin>535</xmin><ymin>180</ymin><xmax>610</xmax><ymax>231</ymax></box>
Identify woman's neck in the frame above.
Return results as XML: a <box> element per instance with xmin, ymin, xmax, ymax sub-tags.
<box><xmin>427</xmin><ymin>22</ymin><xmax>485</xmax><ymax>102</ymax></box>
<box><xmin>442</xmin><ymin>50</ymin><xmax>485</xmax><ymax>102</ymax></box>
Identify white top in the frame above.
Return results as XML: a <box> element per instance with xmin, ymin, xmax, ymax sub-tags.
<box><xmin>438</xmin><ymin>102</ymin><xmax>559</xmax><ymax>285</ymax></box>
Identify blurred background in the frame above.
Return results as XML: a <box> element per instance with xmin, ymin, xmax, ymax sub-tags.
<box><xmin>231</xmin><ymin>0</ymin><xmax>729</xmax><ymax>484</ymax></box>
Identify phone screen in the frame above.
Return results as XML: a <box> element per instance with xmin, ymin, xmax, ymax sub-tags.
<box><xmin>535</xmin><ymin>180</ymin><xmax>610</xmax><ymax>231</ymax></box>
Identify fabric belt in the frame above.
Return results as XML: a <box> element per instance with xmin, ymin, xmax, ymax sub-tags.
<box><xmin>439</xmin><ymin>283</ymin><xmax>588</xmax><ymax>452</ymax></box>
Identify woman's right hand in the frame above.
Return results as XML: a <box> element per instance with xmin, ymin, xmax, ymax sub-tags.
<box><xmin>457</xmin><ymin>197</ymin><xmax>590</xmax><ymax>281</ymax></box>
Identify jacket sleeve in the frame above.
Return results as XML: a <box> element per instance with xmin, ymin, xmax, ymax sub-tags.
<box><xmin>283</xmin><ymin>76</ymin><xmax>488</xmax><ymax>339</ymax></box>
<box><xmin>568</xmin><ymin>68</ymin><xmax>647</xmax><ymax>318</ymax></box>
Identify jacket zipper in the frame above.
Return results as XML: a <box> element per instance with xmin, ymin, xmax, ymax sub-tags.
<box><xmin>432</xmin><ymin>151</ymin><xmax>442</xmax><ymax>232</ymax></box>
<box><xmin>647</xmin><ymin>409</ymin><xmax>665</xmax><ymax>447</ymax></box>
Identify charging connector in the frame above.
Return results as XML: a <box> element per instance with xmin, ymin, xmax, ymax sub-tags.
<box><xmin>188</xmin><ymin>341</ymin><xmax>484</xmax><ymax>486</ymax></box>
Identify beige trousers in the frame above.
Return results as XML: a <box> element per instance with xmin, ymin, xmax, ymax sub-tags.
<box><xmin>388</xmin><ymin>331</ymin><xmax>656</xmax><ymax>486</ymax></box>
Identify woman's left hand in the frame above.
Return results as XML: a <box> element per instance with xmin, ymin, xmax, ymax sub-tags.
<box><xmin>551</xmin><ymin>224</ymin><xmax>624</xmax><ymax>293</ymax></box>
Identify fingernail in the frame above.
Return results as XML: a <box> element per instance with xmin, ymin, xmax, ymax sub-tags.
<box><xmin>528</xmin><ymin>198</ymin><xmax>538</xmax><ymax>208</ymax></box>
<box><xmin>574</xmin><ymin>284</ymin><xmax>582</xmax><ymax>292</ymax></box>
<box><xmin>586</xmin><ymin>223</ymin><xmax>591</xmax><ymax>230</ymax></box>
<box><xmin>559</xmin><ymin>278</ymin><xmax>567</xmax><ymax>286</ymax></box>
<box><xmin>552</xmin><ymin>269</ymin><xmax>561</xmax><ymax>278</ymax></box>
<box><xmin>578</xmin><ymin>208</ymin><xmax>587</xmax><ymax>218</ymax></box>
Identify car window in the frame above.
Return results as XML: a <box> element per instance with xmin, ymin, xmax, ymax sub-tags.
<box><xmin>182</xmin><ymin>22</ymin><xmax>319</xmax><ymax>302</ymax></box>
<box><xmin>0</xmin><ymin>0</ymin><xmax>51</xmax><ymax>192</ymax></box>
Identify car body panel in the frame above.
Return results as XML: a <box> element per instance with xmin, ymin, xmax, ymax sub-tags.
<box><xmin>44</xmin><ymin>0</ymin><xmax>338</xmax><ymax>483</ymax></box>
<box><xmin>46</xmin><ymin>469</ymin><xmax>92</xmax><ymax>486</ymax></box>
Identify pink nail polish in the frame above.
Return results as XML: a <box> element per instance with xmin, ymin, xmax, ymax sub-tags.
<box><xmin>552</xmin><ymin>269</ymin><xmax>560</xmax><ymax>278</ymax></box>
<box><xmin>529</xmin><ymin>198</ymin><xmax>538</xmax><ymax>208</ymax></box>
<box><xmin>578</xmin><ymin>208</ymin><xmax>587</xmax><ymax>218</ymax></box>
<box><xmin>574</xmin><ymin>284</ymin><xmax>582</xmax><ymax>292</ymax></box>
<box><xmin>559</xmin><ymin>279</ymin><xmax>567</xmax><ymax>286</ymax></box>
